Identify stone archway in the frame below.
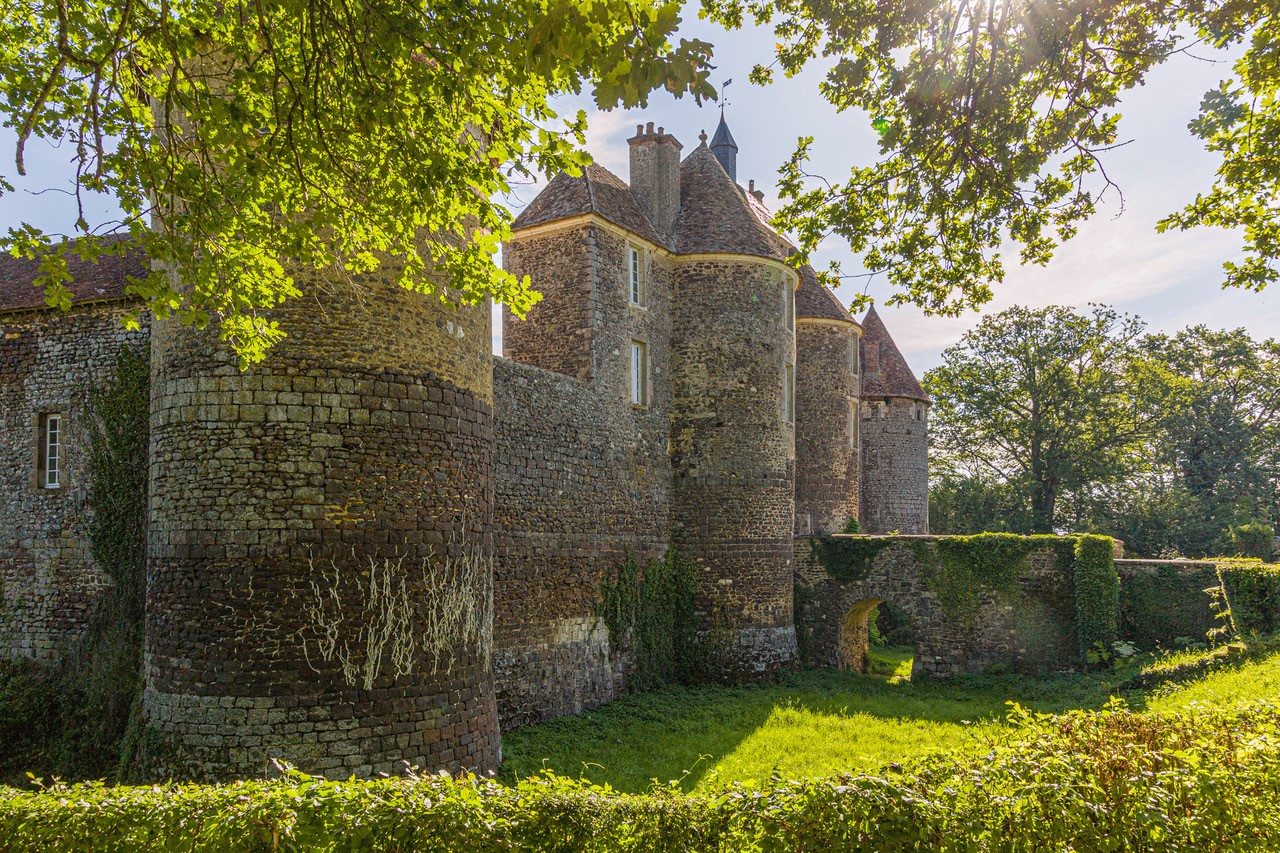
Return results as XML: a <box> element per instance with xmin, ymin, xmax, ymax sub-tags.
<box><xmin>837</xmin><ymin>598</ymin><xmax>885</xmax><ymax>672</ymax></box>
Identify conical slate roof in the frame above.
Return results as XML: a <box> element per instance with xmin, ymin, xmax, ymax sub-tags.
<box><xmin>511</xmin><ymin>163</ymin><xmax>671</xmax><ymax>249</ymax></box>
<box><xmin>795</xmin><ymin>265</ymin><xmax>857</xmax><ymax>324</ymax></box>
<box><xmin>709</xmin><ymin>113</ymin><xmax>737</xmax><ymax>151</ymax></box>
<box><xmin>860</xmin><ymin>305</ymin><xmax>929</xmax><ymax>402</ymax></box>
<box><xmin>673</xmin><ymin>144</ymin><xmax>792</xmax><ymax>261</ymax></box>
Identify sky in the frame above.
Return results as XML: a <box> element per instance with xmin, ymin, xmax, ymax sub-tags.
<box><xmin>2</xmin><ymin>13</ymin><xmax>1277</xmax><ymax>376</ymax></box>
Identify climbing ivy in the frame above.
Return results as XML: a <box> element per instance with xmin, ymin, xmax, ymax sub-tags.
<box><xmin>1073</xmin><ymin>535</ymin><xmax>1119</xmax><ymax>662</ymax></box>
<box><xmin>596</xmin><ymin>548</ymin><xmax>697</xmax><ymax>690</ymax></box>
<box><xmin>0</xmin><ymin>345</ymin><xmax>151</xmax><ymax>785</ymax></box>
<box><xmin>910</xmin><ymin>534</ymin><xmax>1062</xmax><ymax>621</ymax></box>
<box><xmin>813</xmin><ymin>536</ymin><xmax>894</xmax><ymax>582</ymax></box>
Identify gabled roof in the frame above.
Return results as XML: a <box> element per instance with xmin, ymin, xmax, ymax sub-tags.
<box><xmin>510</xmin><ymin>163</ymin><xmax>670</xmax><ymax>248</ymax></box>
<box><xmin>0</xmin><ymin>239</ymin><xmax>146</xmax><ymax>314</ymax></box>
<box><xmin>672</xmin><ymin>144</ymin><xmax>792</xmax><ymax>262</ymax></box>
<box><xmin>860</xmin><ymin>305</ymin><xmax>929</xmax><ymax>402</ymax></box>
<box><xmin>795</xmin><ymin>266</ymin><xmax>857</xmax><ymax>324</ymax></box>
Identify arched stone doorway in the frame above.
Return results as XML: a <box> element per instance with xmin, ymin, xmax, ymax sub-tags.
<box><xmin>837</xmin><ymin>598</ymin><xmax>885</xmax><ymax>672</ymax></box>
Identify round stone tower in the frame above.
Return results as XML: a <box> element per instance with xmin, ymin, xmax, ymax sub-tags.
<box><xmin>859</xmin><ymin>305</ymin><xmax>930</xmax><ymax>534</ymax></box>
<box><xmin>669</xmin><ymin>139</ymin><xmax>798</xmax><ymax>677</ymax></box>
<box><xmin>140</xmin><ymin>267</ymin><xmax>500</xmax><ymax>781</ymax></box>
<box><xmin>794</xmin><ymin>268</ymin><xmax>862</xmax><ymax>534</ymax></box>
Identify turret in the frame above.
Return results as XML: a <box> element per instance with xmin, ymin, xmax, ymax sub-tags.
<box><xmin>668</xmin><ymin>131</ymin><xmax>798</xmax><ymax>677</ymax></box>
<box><xmin>709</xmin><ymin>113</ymin><xmax>739</xmax><ymax>184</ymax></box>
<box><xmin>794</xmin><ymin>268</ymin><xmax>862</xmax><ymax>534</ymax></box>
<box><xmin>141</xmin><ymin>263</ymin><xmax>500</xmax><ymax>781</ymax></box>
<box><xmin>859</xmin><ymin>305</ymin><xmax>930</xmax><ymax>534</ymax></box>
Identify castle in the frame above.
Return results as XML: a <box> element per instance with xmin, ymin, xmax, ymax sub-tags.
<box><xmin>0</xmin><ymin>117</ymin><xmax>930</xmax><ymax>780</ymax></box>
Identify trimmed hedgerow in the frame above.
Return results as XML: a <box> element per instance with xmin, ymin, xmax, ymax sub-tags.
<box><xmin>2</xmin><ymin>702</ymin><xmax>1277</xmax><ymax>851</ymax></box>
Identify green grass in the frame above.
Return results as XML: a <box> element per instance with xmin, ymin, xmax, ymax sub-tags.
<box><xmin>500</xmin><ymin>643</ymin><xmax>1280</xmax><ymax>793</ymax></box>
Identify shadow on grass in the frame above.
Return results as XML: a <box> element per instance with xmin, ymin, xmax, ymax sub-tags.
<box><xmin>498</xmin><ymin>649</ymin><xmax>1142</xmax><ymax>793</ymax></box>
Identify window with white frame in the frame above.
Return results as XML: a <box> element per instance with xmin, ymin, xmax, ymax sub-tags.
<box><xmin>783</xmin><ymin>362</ymin><xmax>795</xmax><ymax>423</ymax></box>
<box><xmin>38</xmin><ymin>413</ymin><xmax>62</xmax><ymax>489</ymax></box>
<box><xmin>630</xmin><ymin>340</ymin><xmax>649</xmax><ymax>405</ymax></box>
<box><xmin>628</xmin><ymin>246</ymin><xmax>645</xmax><ymax>306</ymax></box>
<box><xmin>849</xmin><ymin>400</ymin><xmax>859</xmax><ymax>449</ymax></box>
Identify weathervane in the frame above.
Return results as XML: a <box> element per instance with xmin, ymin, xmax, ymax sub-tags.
<box><xmin>719</xmin><ymin>78</ymin><xmax>733</xmax><ymax>112</ymax></box>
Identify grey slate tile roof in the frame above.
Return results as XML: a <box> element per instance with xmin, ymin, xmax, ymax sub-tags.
<box><xmin>860</xmin><ymin>305</ymin><xmax>930</xmax><ymax>402</ymax></box>
<box><xmin>796</xmin><ymin>265</ymin><xmax>857</xmax><ymax>324</ymax></box>
<box><xmin>0</xmin><ymin>239</ymin><xmax>146</xmax><ymax>313</ymax></box>
<box><xmin>510</xmin><ymin>163</ymin><xmax>671</xmax><ymax>249</ymax></box>
<box><xmin>672</xmin><ymin>144</ymin><xmax>792</xmax><ymax>261</ymax></box>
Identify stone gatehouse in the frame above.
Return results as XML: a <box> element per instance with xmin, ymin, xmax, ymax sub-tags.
<box><xmin>1</xmin><ymin>117</ymin><xmax>932</xmax><ymax>780</ymax></box>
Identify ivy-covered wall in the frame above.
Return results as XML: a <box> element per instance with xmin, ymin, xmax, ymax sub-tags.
<box><xmin>1117</xmin><ymin>559</ymin><xmax>1280</xmax><ymax>649</ymax></box>
<box><xmin>794</xmin><ymin>534</ymin><xmax>1118</xmax><ymax>677</ymax></box>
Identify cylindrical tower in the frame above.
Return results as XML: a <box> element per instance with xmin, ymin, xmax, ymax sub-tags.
<box><xmin>859</xmin><ymin>306</ymin><xmax>930</xmax><ymax>534</ymax></box>
<box><xmin>794</xmin><ymin>268</ymin><xmax>862</xmax><ymax>534</ymax></box>
<box><xmin>140</xmin><ymin>270</ymin><xmax>500</xmax><ymax>781</ymax></box>
<box><xmin>670</xmin><ymin>254</ymin><xmax>797</xmax><ymax>676</ymax></box>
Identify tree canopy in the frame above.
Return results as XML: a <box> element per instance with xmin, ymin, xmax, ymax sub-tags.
<box><xmin>0</xmin><ymin>0</ymin><xmax>713</xmax><ymax>364</ymax></box>
<box><xmin>926</xmin><ymin>305</ymin><xmax>1280</xmax><ymax>556</ymax></box>
<box><xmin>704</xmin><ymin>0</ymin><xmax>1279</xmax><ymax>310</ymax></box>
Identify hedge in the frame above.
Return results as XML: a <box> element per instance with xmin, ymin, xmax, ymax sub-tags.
<box><xmin>1119</xmin><ymin>559</ymin><xmax>1280</xmax><ymax>649</ymax></box>
<box><xmin>3</xmin><ymin>701</ymin><xmax>1277</xmax><ymax>852</ymax></box>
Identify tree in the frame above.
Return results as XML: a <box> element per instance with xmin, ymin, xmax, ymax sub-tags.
<box><xmin>705</xmin><ymin>0</ymin><xmax>1279</xmax><ymax>310</ymax></box>
<box><xmin>925</xmin><ymin>305</ymin><xmax>1158</xmax><ymax>533</ymax></box>
<box><xmin>0</xmin><ymin>0</ymin><xmax>714</xmax><ymax>364</ymax></box>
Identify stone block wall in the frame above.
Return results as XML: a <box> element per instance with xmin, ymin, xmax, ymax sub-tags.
<box><xmin>860</xmin><ymin>398</ymin><xmax>929</xmax><ymax>534</ymax></box>
<box><xmin>795</xmin><ymin>319</ymin><xmax>860</xmax><ymax>535</ymax></box>
<box><xmin>670</xmin><ymin>257</ymin><xmax>797</xmax><ymax>675</ymax></box>
<box><xmin>140</xmin><ymin>276</ymin><xmax>500</xmax><ymax>782</ymax></box>
<box><xmin>495</xmin><ymin>221</ymin><xmax>673</xmax><ymax>729</ymax></box>
<box><xmin>794</xmin><ymin>535</ymin><xmax>1082</xmax><ymax>678</ymax></box>
<box><xmin>0</xmin><ymin>302</ymin><xmax>149</xmax><ymax>660</ymax></box>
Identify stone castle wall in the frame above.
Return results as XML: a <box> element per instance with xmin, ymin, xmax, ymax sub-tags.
<box><xmin>669</xmin><ymin>257</ymin><xmax>797</xmax><ymax>675</ymax></box>
<box><xmin>794</xmin><ymin>319</ymin><xmax>860</xmax><ymax>535</ymax></box>
<box><xmin>794</xmin><ymin>536</ymin><xmax>1080</xmax><ymax>677</ymax></box>
<box><xmin>0</xmin><ymin>302</ymin><xmax>149</xmax><ymax>660</ymax></box>
<box><xmin>140</xmin><ymin>274</ymin><xmax>500</xmax><ymax>782</ymax></box>
<box><xmin>495</xmin><ymin>221</ymin><xmax>673</xmax><ymax>728</ymax></box>
<box><xmin>860</xmin><ymin>397</ymin><xmax>929</xmax><ymax>534</ymax></box>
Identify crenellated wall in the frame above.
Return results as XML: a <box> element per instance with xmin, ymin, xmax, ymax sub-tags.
<box><xmin>860</xmin><ymin>398</ymin><xmax>930</xmax><ymax>534</ymax></box>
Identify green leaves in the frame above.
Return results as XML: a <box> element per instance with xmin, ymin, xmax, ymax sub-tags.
<box><xmin>0</xmin><ymin>0</ymin><xmax>714</xmax><ymax>366</ymax></box>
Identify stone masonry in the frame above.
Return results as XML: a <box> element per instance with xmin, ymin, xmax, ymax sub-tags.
<box><xmin>0</xmin><ymin>116</ymin><xmax>934</xmax><ymax>780</ymax></box>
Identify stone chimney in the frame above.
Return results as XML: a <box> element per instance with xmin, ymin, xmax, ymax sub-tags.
<box><xmin>628</xmin><ymin>121</ymin><xmax>682</xmax><ymax>235</ymax></box>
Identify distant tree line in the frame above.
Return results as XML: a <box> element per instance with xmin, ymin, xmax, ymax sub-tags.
<box><xmin>925</xmin><ymin>305</ymin><xmax>1280</xmax><ymax>560</ymax></box>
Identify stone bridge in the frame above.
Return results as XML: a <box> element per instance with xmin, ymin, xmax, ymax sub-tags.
<box><xmin>794</xmin><ymin>534</ymin><xmax>1115</xmax><ymax>678</ymax></box>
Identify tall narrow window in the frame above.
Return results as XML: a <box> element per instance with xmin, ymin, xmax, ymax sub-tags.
<box><xmin>628</xmin><ymin>247</ymin><xmax>645</xmax><ymax>306</ymax></box>
<box><xmin>38</xmin><ymin>413</ymin><xmax>62</xmax><ymax>489</ymax></box>
<box><xmin>850</xmin><ymin>335</ymin><xmax>859</xmax><ymax>375</ymax></box>
<box><xmin>630</xmin><ymin>340</ymin><xmax>648</xmax><ymax>405</ymax></box>
<box><xmin>783</xmin><ymin>277</ymin><xmax>794</xmax><ymax>330</ymax></box>
<box><xmin>783</xmin><ymin>363</ymin><xmax>795</xmax><ymax>423</ymax></box>
<box><xmin>849</xmin><ymin>400</ymin><xmax>859</xmax><ymax>449</ymax></box>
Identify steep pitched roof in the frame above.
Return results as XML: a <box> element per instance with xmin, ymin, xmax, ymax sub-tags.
<box><xmin>859</xmin><ymin>305</ymin><xmax>929</xmax><ymax>402</ymax></box>
<box><xmin>795</xmin><ymin>265</ymin><xmax>857</xmax><ymax>324</ymax></box>
<box><xmin>510</xmin><ymin>163</ymin><xmax>670</xmax><ymax>248</ymax></box>
<box><xmin>0</xmin><ymin>240</ymin><xmax>146</xmax><ymax>314</ymax></box>
<box><xmin>709</xmin><ymin>113</ymin><xmax>737</xmax><ymax>151</ymax></box>
<box><xmin>672</xmin><ymin>144</ymin><xmax>792</xmax><ymax>261</ymax></box>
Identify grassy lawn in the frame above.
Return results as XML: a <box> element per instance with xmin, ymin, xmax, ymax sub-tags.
<box><xmin>499</xmin><ymin>643</ymin><xmax>1280</xmax><ymax>793</ymax></box>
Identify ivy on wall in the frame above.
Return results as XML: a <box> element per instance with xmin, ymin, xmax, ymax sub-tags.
<box><xmin>597</xmin><ymin>548</ymin><xmax>697</xmax><ymax>690</ymax></box>
<box><xmin>0</xmin><ymin>345</ymin><xmax>150</xmax><ymax>785</ymax></box>
<box><xmin>1073</xmin><ymin>535</ymin><xmax>1119</xmax><ymax>659</ymax></box>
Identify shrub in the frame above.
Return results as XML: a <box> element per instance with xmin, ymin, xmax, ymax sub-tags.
<box><xmin>3</xmin><ymin>702</ymin><xmax>1277</xmax><ymax>851</ymax></box>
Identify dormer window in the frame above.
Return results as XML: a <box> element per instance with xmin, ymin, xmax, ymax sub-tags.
<box><xmin>628</xmin><ymin>246</ymin><xmax>645</xmax><ymax>306</ymax></box>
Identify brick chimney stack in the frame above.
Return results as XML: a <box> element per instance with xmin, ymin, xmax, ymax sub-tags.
<box><xmin>628</xmin><ymin>121</ymin><xmax>682</xmax><ymax>235</ymax></box>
